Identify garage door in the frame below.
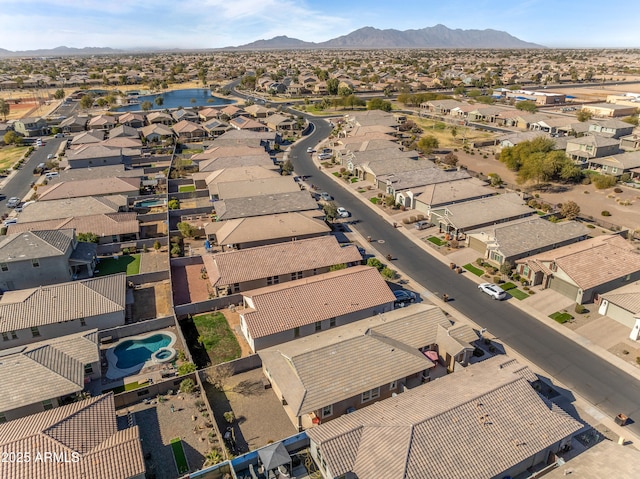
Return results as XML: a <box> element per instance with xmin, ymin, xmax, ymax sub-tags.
<box><xmin>548</xmin><ymin>276</ymin><xmax>579</xmax><ymax>301</ymax></box>
<box><xmin>468</xmin><ymin>236</ymin><xmax>487</xmax><ymax>254</ymax></box>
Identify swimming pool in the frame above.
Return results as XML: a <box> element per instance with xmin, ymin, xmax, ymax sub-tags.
<box><xmin>105</xmin><ymin>331</ymin><xmax>177</xmax><ymax>380</ymax></box>
<box><xmin>135</xmin><ymin>199</ymin><xmax>167</xmax><ymax>208</ymax></box>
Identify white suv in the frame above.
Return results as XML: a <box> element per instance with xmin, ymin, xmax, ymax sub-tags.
<box><xmin>6</xmin><ymin>197</ymin><xmax>20</xmax><ymax>208</ymax></box>
<box><xmin>478</xmin><ymin>283</ymin><xmax>507</xmax><ymax>300</ymax></box>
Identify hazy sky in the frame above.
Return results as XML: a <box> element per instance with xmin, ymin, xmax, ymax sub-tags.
<box><xmin>1</xmin><ymin>0</ymin><xmax>638</xmax><ymax>51</ymax></box>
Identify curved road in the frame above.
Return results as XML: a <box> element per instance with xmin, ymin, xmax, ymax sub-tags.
<box><xmin>289</xmin><ymin>112</ymin><xmax>640</xmax><ymax>435</ymax></box>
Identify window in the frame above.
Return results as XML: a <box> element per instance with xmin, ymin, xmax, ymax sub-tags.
<box><xmin>313</xmin><ymin>268</ymin><xmax>318</xmax><ymax>275</ymax></box>
<box><xmin>32</xmin><ymin>259</ymin><xmax>40</xmax><ymax>268</ymax></box>
<box><xmin>612</xmin><ymin>167</ymin><xmax>618</xmax><ymax>174</ymax></box>
<box><xmin>42</xmin><ymin>399</ymin><xmax>54</xmax><ymax>411</ymax></box>
<box><xmin>31</xmin><ymin>326</ymin><xmax>41</xmax><ymax>338</ymax></box>
<box><xmin>315</xmin><ymin>321</ymin><xmax>322</xmax><ymax>332</ymax></box>
<box><xmin>233</xmin><ymin>283</ymin><xmax>240</xmax><ymax>293</ymax></box>
<box><xmin>10</xmin><ymin>331</ymin><xmax>17</xmax><ymax>340</ymax></box>
<box><xmin>1</xmin><ymin>332</ymin><xmax>8</xmax><ymax>341</ymax></box>
<box><xmin>602</xmin><ymin>165</ymin><xmax>608</xmax><ymax>172</ymax></box>
<box><xmin>80</xmin><ymin>318</ymin><xmax>86</xmax><ymax>327</ymax></box>
<box><xmin>361</xmin><ymin>387</ymin><xmax>380</xmax><ymax>403</ymax></box>
<box><xmin>267</xmin><ymin>276</ymin><xmax>280</xmax><ymax>285</ymax></box>
<box><xmin>329</xmin><ymin>317</ymin><xmax>336</xmax><ymax>328</ymax></box>
<box><xmin>84</xmin><ymin>364</ymin><xmax>93</xmax><ymax>375</ymax></box>
<box><xmin>293</xmin><ymin>327</ymin><xmax>300</xmax><ymax>338</ymax></box>
<box><xmin>390</xmin><ymin>381</ymin><xmax>397</xmax><ymax>390</ymax></box>
<box><xmin>523</xmin><ymin>265</ymin><xmax>530</xmax><ymax>277</ymax></box>
<box><xmin>0</xmin><ymin>263</ymin><xmax>7</xmax><ymax>272</ymax></box>
<box><xmin>291</xmin><ymin>271</ymin><xmax>303</xmax><ymax>280</ymax></box>
<box><xmin>321</xmin><ymin>405</ymin><xmax>333</xmax><ymax>418</ymax></box>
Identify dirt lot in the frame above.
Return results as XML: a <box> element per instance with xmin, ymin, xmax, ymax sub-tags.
<box><xmin>132</xmin><ymin>280</ymin><xmax>173</xmax><ymax>321</ymax></box>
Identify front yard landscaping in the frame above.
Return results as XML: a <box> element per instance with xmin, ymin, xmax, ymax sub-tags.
<box><xmin>178</xmin><ymin>184</ymin><xmax>196</xmax><ymax>192</ymax></box>
<box><xmin>427</xmin><ymin>236</ymin><xmax>445</xmax><ymax>246</ymax></box>
<box><xmin>550</xmin><ymin>311</ymin><xmax>574</xmax><ymax>324</ymax></box>
<box><xmin>95</xmin><ymin>254</ymin><xmax>141</xmax><ymax>276</ymax></box>
<box><xmin>192</xmin><ymin>312</ymin><xmax>241</xmax><ymax>365</ymax></box>
<box><xmin>463</xmin><ymin>263</ymin><xmax>484</xmax><ymax>276</ymax></box>
<box><xmin>501</xmin><ymin>282</ymin><xmax>529</xmax><ymax>300</ymax></box>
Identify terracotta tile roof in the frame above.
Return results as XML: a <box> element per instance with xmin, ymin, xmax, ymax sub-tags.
<box><xmin>0</xmin><ymin>393</ymin><xmax>145</xmax><ymax>479</ymax></box>
<box><xmin>36</xmin><ymin>177</ymin><xmax>140</xmax><ymax>201</ymax></box>
<box><xmin>7</xmin><ymin>212</ymin><xmax>139</xmax><ymax>237</ymax></box>
<box><xmin>203</xmin><ymin>236</ymin><xmax>361</xmax><ymax>287</ymax></box>
<box><xmin>307</xmin><ymin>356</ymin><xmax>582</xmax><ymax>479</ymax></box>
<box><xmin>210</xmin><ymin>212</ymin><xmax>331</xmax><ymax>246</ymax></box>
<box><xmin>240</xmin><ymin>265</ymin><xmax>395</xmax><ymax>339</ymax></box>
<box><xmin>0</xmin><ymin>273</ymin><xmax>125</xmax><ymax>332</ymax></box>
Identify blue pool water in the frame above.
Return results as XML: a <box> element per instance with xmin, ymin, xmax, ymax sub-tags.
<box><xmin>135</xmin><ymin>199</ymin><xmax>166</xmax><ymax>208</ymax></box>
<box><xmin>112</xmin><ymin>88</ymin><xmax>234</xmax><ymax>112</ymax></box>
<box><xmin>113</xmin><ymin>334</ymin><xmax>172</xmax><ymax>369</ymax></box>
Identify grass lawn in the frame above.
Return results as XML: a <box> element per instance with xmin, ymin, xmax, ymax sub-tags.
<box><xmin>192</xmin><ymin>312</ymin><xmax>241</xmax><ymax>364</ymax></box>
<box><xmin>96</xmin><ymin>254</ymin><xmax>141</xmax><ymax>276</ymax></box>
<box><xmin>549</xmin><ymin>311</ymin><xmax>574</xmax><ymax>324</ymax></box>
<box><xmin>178</xmin><ymin>184</ymin><xmax>195</xmax><ymax>192</ymax></box>
<box><xmin>370</xmin><ymin>197</ymin><xmax>380</xmax><ymax>204</ymax></box>
<box><xmin>104</xmin><ymin>380</ymin><xmax>150</xmax><ymax>395</ymax></box>
<box><xmin>463</xmin><ymin>263</ymin><xmax>484</xmax><ymax>276</ymax></box>
<box><xmin>0</xmin><ymin>146</ymin><xmax>28</xmax><ymax>170</ymax></box>
<box><xmin>170</xmin><ymin>438</ymin><xmax>189</xmax><ymax>474</ymax></box>
<box><xmin>501</xmin><ymin>282</ymin><xmax>517</xmax><ymax>290</ymax></box>
<box><xmin>509</xmin><ymin>288</ymin><xmax>529</xmax><ymax>300</ymax></box>
<box><xmin>427</xmin><ymin>236</ymin><xmax>445</xmax><ymax>246</ymax></box>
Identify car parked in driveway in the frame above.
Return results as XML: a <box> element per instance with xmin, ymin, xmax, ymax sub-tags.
<box><xmin>478</xmin><ymin>283</ymin><xmax>507</xmax><ymax>300</ymax></box>
<box><xmin>414</xmin><ymin>220</ymin><xmax>434</xmax><ymax>230</ymax></box>
<box><xmin>393</xmin><ymin>289</ymin><xmax>417</xmax><ymax>306</ymax></box>
<box><xmin>7</xmin><ymin>197</ymin><xmax>20</xmax><ymax>208</ymax></box>
<box><xmin>336</xmin><ymin>207</ymin><xmax>350</xmax><ymax>218</ymax></box>
<box><xmin>320</xmin><ymin>192</ymin><xmax>332</xmax><ymax>201</ymax></box>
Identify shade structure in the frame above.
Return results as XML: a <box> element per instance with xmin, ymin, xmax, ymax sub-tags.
<box><xmin>258</xmin><ymin>442</ymin><xmax>291</xmax><ymax>471</ymax></box>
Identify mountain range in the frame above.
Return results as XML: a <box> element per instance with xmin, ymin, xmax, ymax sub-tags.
<box><xmin>231</xmin><ymin>25</ymin><xmax>544</xmax><ymax>50</ymax></box>
<box><xmin>0</xmin><ymin>46</ymin><xmax>124</xmax><ymax>57</ymax></box>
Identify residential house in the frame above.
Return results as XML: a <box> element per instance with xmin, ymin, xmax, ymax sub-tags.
<box><xmin>172</xmin><ymin>119</ymin><xmax>206</xmax><ymax>141</ymax></box>
<box><xmin>118</xmin><ymin>112</ymin><xmax>146</xmax><ymax>128</ymax></box>
<box><xmin>346</xmin><ymin>148</ymin><xmax>420</xmax><ymax>181</ymax></box>
<box><xmin>139</xmin><ymin>123</ymin><xmax>174</xmax><ymax>143</ymax></box>
<box><xmin>59</xmin><ymin>115</ymin><xmax>89</xmax><ymax>133</ymax></box>
<box><xmin>586</xmin><ymin>151</ymin><xmax>640</xmax><ymax>177</ymax></box>
<box><xmin>218</xmin><ymin>105</ymin><xmax>245</xmax><ymax>120</ymax></box>
<box><xmin>197</xmin><ymin>165</ymin><xmax>281</xmax><ymax>196</ymax></box>
<box><xmin>420</xmin><ymin>99</ymin><xmax>466</xmax><ymax>115</ymax></box>
<box><xmin>597</xmin><ymin>282</ymin><xmax>640</xmax><ymax>330</ymax></box>
<box><xmin>529</xmin><ymin>117</ymin><xmax>574</xmax><ymax>135</ymax></box>
<box><xmin>565</xmin><ymin>135</ymin><xmax>620</xmax><ymax>163</ymax></box>
<box><xmin>229</xmin><ymin>116</ymin><xmax>269</xmax><ymax>132</ymax></box>
<box><xmin>206</xmin><ymin>212</ymin><xmax>331</xmax><ymax>251</ymax></box>
<box><xmin>109</xmin><ymin>124</ymin><xmax>140</xmax><ymax>139</ymax></box>
<box><xmin>266</xmin><ymin>113</ymin><xmax>297</xmax><ymax>133</ymax></box>
<box><xmin>466</xmin><ymin>217</ymin><xmax>589</xmax><ymax>266</ymax></box>
<box><xmin>581</xmin><ymin>103</ymin><xmax>637</xmax><ymax>118</ymax></box>
<box><xmin>260</xmin><ymin>304</ymin><xmax>477</xmax><ymax>430</ymax></box>
<box><xmin>69</xmin><ymin>130</ymin><xmax>106</xmax><ymax>148</ymax></box>
<box><xmin>36</xmin><ymin>177</ymin><xmax>140</xmax><ymax>202</ymax></box>
<box><xmin>0</xmin><ymin>229</ymin><xmax>97</xmax><ymax>291</ymax></box>
<box><xmin>0</xmin><ymin>393</ymin><xmax>145</xmax><ymax>479</ymax></box>
<box><xmin>620</xmin><ymin>134</ymin><xmax>640</xmax><ymax>151</ymax></box>
<box><xmin>0</xmin><ymin>330</ymin><xmax>100</xmax><ymax>421</ymax></box>
<box><xmin>202</xmin><ymin>119</ymin><xmax>230</xmax><ymax>138</ymax></box>
<box><xmin>429</xmin><ymin>193</ymin><xmax>534</xmax><ymax>236</ymax></box>
<box><xmin>215</xmin><ymin>176</ymin><xmax>301</xmax><ymax>201</ymax></box>
<box><xmin>145</xmin><ymin>111</ymin><xmax>173</xmax><ymax>126</ymax></box>
<box><xmin>196</xmin><ymin>154</ymin><xmax>277</xmax><ymax>173</ymax></box>
<box><xmin>497</xmin><ymin>131</ymin><xmax>551</xmax><ymax>148</ymax></box>
<box><xmin>306</xmin><ymin>356</ymin><xmax>582</xmax><ymax>479</ymax></box>
<box><xmin>66</xmin><ymin>145</ymin><xmax>125</xmax><ymax>168</ymax></box>
<box><xmin>210</xmin><ymin>129</ymin><xmax>278</xmax><ymax>150</ymax></box>
<box><xmin>198</xmin><ymin>107</ymin><xmax>221</xmax><ymax>122</ymax></box>
<box><xmin>244</xmin><ymin>104</ymin><xmax>273</xmax><ymax>119</ymax></box>
<box><xmin>213</xmin><ymin>190</ymin><xmax>318</xmax><ymax>221</ymax></box>
<box><xmin>516</xmin><ymin>234</ymin><xmax>640</xmax><ymax>304</ymax></box>
<box><xmin>238</xmin><ymin>265</ymin><xmax>396</xmax><ymax>351</ymax></box>
<box><xmin>7</xmin><ymin>212</ymin><xmax>139</xmax><ymax>244</ymax></box>
<box><xmin>400</xmin><ymin>176</ymin><xmax>493</xmax><ymax>211</ymax></box>
<box><xmin>171</xmin><ymin>108</ymin><xmax>199</xmax><ymax>123</ymax></box>
<box><xmin>88</xmin><ymin>114</ymin><xmax>117</xmax><ymax>131</ymax></box>
<box><xmin>0</xmin><ymin>274</ymin><xmax>126</xmax><ymax>349</ymax></box>
<box><xmin>588</xmin><ymin>119</ymin><xmax>635</xmax><ymax>139</ymax></box>
<box><xmin>191</xmin><ymin>145</ymin><xmax>269</xmax><ymax>164</ymax></box>
<box><xmin>17</xmin><ymin>196</ymin><xmax>128</xmax><ymax>223</ymax></box>
<box><xmin>13</xmin><ymin>117</ymin><xmax>48</xmax><ymax>137</ymax></box>
<box><xmin>202</xmin><ymin>236</ymin><xmax>362</xmax><ymax>297</ymax></box>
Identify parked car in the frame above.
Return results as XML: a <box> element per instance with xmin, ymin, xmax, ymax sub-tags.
<box><xmin>320</xmin><ymin>192</ymin><xmax>332</xmax><ymax>201</ymax></box>
<box><xmin>336</xmin><ymin>207</ymin><xmax>350</xmax><ymax>218</ymax></box>
<box><xmin>47</xmin><ymin>153</ymin><xmax>54</xmax><ymax>160</ymax></box>
<box><xmin>414</xmin><ymin>220</ymin><xmax>434</xmax><ymax>230</ymax></box>
<box><xmin>393</xmin><ymin>289</ymin><xmax>417</xmax><ymax>306</ymax></box>
<box><xmin>6</xmin><ymin>197</ymin><xmax>20</xmax><ymax>208</ymax></box>
<box><xmin>3</xmin><ymin>218</ymin><xmax>17</xmax><ymax>227</ymax></box>
<box><xmin>306</xmin><ymin>146</ymin><xmax>315</xmax><ymax>153</ymax></box>
<box><xmin>478</xmin><ymin>283</ymin><xmax>507</xmax><ymax>300</ymax></box>
<box><xmin>45</xmin><ymin>171</ymin><xmax>59</xmax><ymax>180</ymax></box>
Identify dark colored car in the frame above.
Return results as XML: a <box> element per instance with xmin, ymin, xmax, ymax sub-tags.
<box><xmin>393</xmin><ymin>289</ymin><xmax>417</xmax><ymax>305</ymax></box>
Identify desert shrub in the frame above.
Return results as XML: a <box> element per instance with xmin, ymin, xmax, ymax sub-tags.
<box><xmin>614</xmin><ymin>187</ymin><xmax>623</xmax><ymax>193</ymax></box>
<box><xmin>601</xmin><ymin>210</ymin><xmax>611</xmax><ymax>216</ymax></box>
<box><xmin>575</xmin><ymin>303</ymin><xmax>587</xmax><ymax>314</ymax></box>
<box><xmin>592</xmin><ymin>174</ymin><xmax>617</xmax><ymax>189</ymax></box>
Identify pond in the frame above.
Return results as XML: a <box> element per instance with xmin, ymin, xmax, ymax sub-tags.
<box><xmin>112</xmin><ymin>88</ymin><xmax>234</xmax><ymax>112</ymax></box>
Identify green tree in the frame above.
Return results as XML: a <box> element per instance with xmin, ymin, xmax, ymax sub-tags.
<box><xmin>450</xmin><ymin>126</ymin><xmax>458</xmax><ymax>142</ymax></box>
<box><xmin>281</xmin><ymin>159</ymin><xmax>294</xmax><ymax>176</ymax></box>
<box><xmin>240</xmin><ymin>75</ymin><xmax>256</xmax><ymax>90</ymax></box>
<box><xmin>338</xmin><ymin>85</ymin><xmax>352</xmax><ymax>97</ymax></box>
<box><xmin>177</xmin><ymin>221</ymin><xmax>197</xmax><ymax>238</ymax></box>
<box><xmin>515</xmin><ymin>100</ymin><xmax>537</xmax><ymax>113</ymax></box>
<box><xmin>366</xmin><ymin>257</ymin><xmax>384</xmax><ymax>271</ymax></box>
<box><xmin>326</xmin><ymin>78</ymin><xmax>339</xmax><ymax>95</ymax></box>
<box><xmin>179</xmin><ymin>378</ymin><xmax>195</xmax><ymax>394</ymax></box>
<box><xmin>366</xmin><ymin>97</ymin><xmax>392</xmax><ymax>112</ymax></box>
<box><xmin>560</xmin><ymin>200</ymin><xmax>581</xmax><ymax>220</ymax></box>
<box><xmin>576</xmin><ymin>109</ymin><xmax>593</xmax><ymax>122</ymax></box>
<box><xmin>417</xmin><ymin>135</ymin><xmax>439</xmax><ymax>155</ymax></box>
<box><xmin>621</xmin><ymin>115</ymin><xmax>639</xmax><ymax>126</ymax></box>
<box><xmin>0</xmin><ymin>98</ymin><xmax>9</xmax><ymax>121</ymax></box>
<box><xmin>154</xmin><ymin>96</ymin><xmax>164</xmax><ymax>106</ymax></box>
<box><xmin>141</xmin><ymin>100</ymin><xmax>153</xmax><ymax>111</ymax></box>
<box><xmin>80</xmin><ymin>94</ymin><xmax>94</xmax><ymax>110</ymax></box>
<box><xmin>77</xmin><ymin>232</ymin><xmax>99</xmax><ymax>243</ymax></box>
<box><xmin>53</xmin><ymin>88</ymin><xmax>65</xmax><ymax>100</ymax></box>
<box><xmin>499</xmin><ymin>261</ymin><xmax>514</xmax><ymax>277</ymax></box>
<box><xmin>323</xmin><ymin>202</ymin><xmax>337</xmax><ymax>222</ymax></box>
<box><xmin>168</xmin><ymin>198</ymin><xmax>180</xmax><ymax>210</ymax></box>
<box><xmin>3</xmin><ymin>131</ymin><xmax>22</xmax><ymax>145</ymax></box>
<box><xmin>178</xmin><ymin>362</ymin><xmax>197</xmax><ymax>375</ymax></box>
<box><xmin>488</xmin><ymin>173</ymin><xmax>503</xmax><ymax>187</ymax></box>
<box><xmin>381</xmin><ymin>267</ymin><xmax>396</xmax><ymax>280</ymax></box>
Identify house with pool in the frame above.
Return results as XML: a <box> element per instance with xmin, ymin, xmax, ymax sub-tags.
<box><xmin>0</xmin><ymin>329</ymin><xmax>100</xmax><ymax>422</ymax></box>
<box><xmin>238</xmin><ymin>265</ymin><xmax>396</xmax><ymax>352</ymax></box>
<box><xmin>0</xmin><ymin>273</ymin><xmax>126</xmax><ymax>350</ymax></box>
<box><xmin>104</xmin><ymin>330</ymin><xmax>179</xmax><ymax>380</ymax></box>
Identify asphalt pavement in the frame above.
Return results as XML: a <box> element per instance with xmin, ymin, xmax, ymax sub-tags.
<box><xmin>0</xmin><ymin>137</ymin><xmax>66</xmax><ymax>216</ymax></box>
<box><xmin>288</xmin><ymin>112</ymin><xmax>640</xmax><ymax>437</ymax></box>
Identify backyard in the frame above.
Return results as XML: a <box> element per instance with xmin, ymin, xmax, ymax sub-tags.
<box><xmin>192</xmin><ymin>312</ymin><xmax>241</xmax><ymax>366</ymax></box>
<box><xmin>96</xmin><ymin>254</ymin><xmax>141</xmax><ymax>276</ymax></box>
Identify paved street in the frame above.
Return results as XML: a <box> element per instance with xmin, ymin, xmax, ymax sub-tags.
<box><xmin>288</xmin><ymin>112</ymin><xmax>640</xmax><ymax>438</ymax></box>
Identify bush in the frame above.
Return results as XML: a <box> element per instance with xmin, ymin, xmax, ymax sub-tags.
<box><xmin>575</xmin><ymin>303</ymin><xmax>587</xmax><ymax>314</ymax></box>
<box><xmin>601</xmin><ymin>210</ymin><xmax>611</xmax><ymax>216</ymax></box>
<box><xmin>493</xmin><ymin>276</ymin><xmax>501</xmax><ymax>283</ymax></box>
<box><xmin>178</xmin><ymin>362</ymin><xmax>197</xmax><ymax>375</ymax></box>
<box><xmin>168</xmin><ymin>198</ymin><xmax>180</xmax><ymax>210</ymax></box>
<box><xmin>476</xmin><ymin>257</ymin><xmax>484</xmax><ymax>266</ymax></box>
<box><xmin>366</xmin><ymin>258</ymin><xmax>384</xmax><ymax>271</ymax></box>
<box><xmin>614</xmin><ymin>187</ymin><xmax>623</xmax><ymax>193</ymax></box>
<box><xmin>592</xmin><ymin>174</ymin><xmax>617</xmax><ymax>190</ymax></box>
<box><xmin>223</xmin><ymin>411</ymin><xmax>236</xmax><ymax>423</ymax></box>
<box><xmin>179</xmin><ymin>378</ymin><xmax>196</xmax><ymax>394</ymax></box>
<box><xmin>380</xmin><ymin>267</ymin><xmax>396</xmax><ymax>280</ymax></box>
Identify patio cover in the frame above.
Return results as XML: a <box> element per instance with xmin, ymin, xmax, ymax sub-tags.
<box><xmin>258</xmin><ymin>442</ymin><xmax>291</xmax><ymax>471</ymax></box>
